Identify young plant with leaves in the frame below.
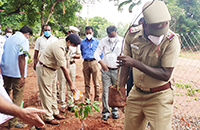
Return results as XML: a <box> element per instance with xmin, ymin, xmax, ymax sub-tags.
<box><xmin>70</xmin><ymin>98</ymin><xmax>100</xmax><ymax>130</ymax></box>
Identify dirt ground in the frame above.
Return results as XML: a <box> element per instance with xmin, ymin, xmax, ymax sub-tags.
<box><xmin>0</xmin><ymin>49</ymin><xmax>125</xmax><ymax>130</ymax></box>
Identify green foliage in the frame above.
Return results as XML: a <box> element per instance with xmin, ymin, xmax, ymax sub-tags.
<box><xmin>0</xmin><ymin>0</ymin><xmax>82</xmax><ymax>35</ymax></box>
<box><xmin>18</xmin><ymin>44</ymin><xmax>31</xmax><ymax>59</ymax></box>
<box><xmin>116</xmin><ymin>22</ymin><xmax>129</xmax><ymax>37</ymax></box>
<box><xmin>71</xmin><ymin>98</ymin><xmax>100</xmax><ymax>120</ymax></box>
<box><xmin>116</xmin><ymin>0</ymin><xmax>141</xmax><ymax>13</ymax></box>
<box><xmin>175</xmin><ymin>83</ymin><xmax>200</xmax><ymax>97</ymax></box>
<box><xmin>96</xmin><ymin>21</ymin><xmax>114</xmax><ymax>39</ymax></box>
<box><xmin>175</xmin><ymin>83</ymin><xmax>192</xmax><ymax>89</ymax></box>
<box><xmin>89</xmin><ymin>16</ymin><xmax>109</xmax><ymax>38</ymax></box>
<box><xmin>186</xmin><ymin>88</ymin><xmax>200</xmax><ymax>96</ymax></box>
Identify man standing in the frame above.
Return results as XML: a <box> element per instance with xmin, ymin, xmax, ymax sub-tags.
<box><xmin>33</xmin><ymin>25</ymin><xmax>58</xmax><ymax>70</ymax></box>
<box><xmin>36</xmin><ymin>33</ymin><xmax>81</xmax><ymax>125</ymax></box>
<box><xmin>4</xmin><ymin>27</ymin><xmax>13</xmax><ymax>40</ymax></box>
<box><xmin>94</xmin><ymin>26</ymin><xmax>123</xmax><ymax>121</ymax></box>
<box><xmin>80</xmin><ymin>26</ymin><xmax>101</xmax><ymax>102</ymax></box>
<box><xmin>58</xmin><ymin>26</ymin><xmax>81</xmax><ymax>113</ymax></box>
<box><xmin>1</xmin><ymin>25</ymin><xmax>33</xmax><ymax>128</ymax></box>
<box><xmin>118</xmin><ymin>1</ymin><xmax>180</xmax><ymax>130</ymax></box>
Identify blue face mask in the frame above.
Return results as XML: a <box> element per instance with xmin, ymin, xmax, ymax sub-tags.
<box><xmin>44</xmin><ymin>31</ymin><xmax>51</xmax><ymax>37</ymax></box>
<box><xmin>0</xmin><ymin>29</ymin><xmax>1</xmax><ymax>33</ymax></box>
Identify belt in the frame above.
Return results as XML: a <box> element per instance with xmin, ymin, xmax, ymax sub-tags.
<box><xmin>70</xmin><ymin>61</ymin><xmax>75</xmax><ymax>65</ymax></box>
<box><xmin>135</xmin><ymin>82</ymin><xmax>171</xmax><ymax>94</ymax></box>
<box><xmin>84</xmin><ymin>58</ymin><xmax>96</xmax><ymax>62</ymax></box>
<box><xmin>39</xmin><ymin>61</ymin><xmax>56</xmax><ymax>71</ymax></box>
<box><xmin>108</xmin><ymin>67</ymin><xmax>118</xmax><ymax>70</ymax></box>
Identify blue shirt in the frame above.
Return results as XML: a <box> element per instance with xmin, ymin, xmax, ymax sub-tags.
<box><xmin>81</xmin><ymin>37</ymin><xmax>103</xmax><ymax>59</ymax></box>
<box><xmin>1</xmin><ymin>32</ymin><xmax>29</xmax><ymax>78</ymax></box>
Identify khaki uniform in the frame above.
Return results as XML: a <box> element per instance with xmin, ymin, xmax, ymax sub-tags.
<box><xmin>67</xmin><ymin>45</ymin><xmax>81</xmax><ymax>107</ymax></box>
<box><xmin>123</xmin><ymin>26</ymin><xmax>180</xmax><ymax>130</ymax></box>
<box><xmin>57</xmin><ymin>45</ymin><xmax>80</xmax><ymax>108</ymax></box>
<box><xmin>36</xmin><ymin>39</ymin><xmax>67</xmax><ymax>121</ymax></box>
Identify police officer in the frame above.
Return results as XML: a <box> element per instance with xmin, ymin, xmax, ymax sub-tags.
<box><xmin>36</xmin><ymin>33</ymin><xmax>81</xmax><ymax>125</ymax></box>
<box><xmin>57</xmin><ymin>26</ymin><xmax>81</xmax><ymax>113</ymax></box>
<box><xmin>117</xmin><ymin>1</ymin><xmax>180</xmax><ymax>130</ymax></box>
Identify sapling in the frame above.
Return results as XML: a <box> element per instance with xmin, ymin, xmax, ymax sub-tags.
<box><xmin>69</xmin><ymin>98</ymin><xmax>100</xmax><ymax>130</ymax></box>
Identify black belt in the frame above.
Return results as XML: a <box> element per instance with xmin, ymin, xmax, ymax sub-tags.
<box><xmin>84</xmin><ymin>58</ymin><xmax>96</xmax><ymax>62</ymax></box>
<box><xmin>108</xmin><ymin>67</ymin><xmax>118</xmax><ymax>70</ymax></box>
<box><xmin>70</xmin><ymin>61</ymin><xmax>75</xmax><ymax>65</ymax></box>
<box><xmin>135</xmin><ymin>82</ymin><xmax>171</xmax><ymax>94</ymax></box>
<box><xmin>39</xmin><ymin>61</ymin><xmax>56</xmax><ymax>71</ymax></box>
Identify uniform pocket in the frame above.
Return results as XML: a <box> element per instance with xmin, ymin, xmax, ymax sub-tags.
<box><xmin>146</xmin><ymin>52</ymin><xmax>160</xmax><ymax>67</ymax></box>
<box><xmin>131</xmin><ymin>44</ymin><xmax>140</xmax><ymax>60</ymax></box>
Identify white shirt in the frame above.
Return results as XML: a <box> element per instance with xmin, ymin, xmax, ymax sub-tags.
<box><xmin>69</xmin><ymin>45</ymin><xmax>81</xmax><ymax>62</ymax></box>
<box><xmin>94</xmin><ymin>35</ymin><xmax>124</xmax><ymax>68</ymax></box>
<box><xmin>0</xmin><ymin>35</ymin><xmax>6</xmax><ymax>64</ymax></box>
<box><xmin>34</xmin><ymin>35</ymin><xmax>58</xmax><ymax>55</ymax></box>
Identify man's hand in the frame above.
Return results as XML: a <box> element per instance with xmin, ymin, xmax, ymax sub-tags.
<box><xmin>99</xmin><ymin>61</ymin><xmax>109</xmax><ymax>71</ymax></box>
<box><xmin>19</xmin><ymin>77</ymin><xmax>25</xmax><ymax>88</ymax></box>
<box><xmin>70</xmin><ymin>85</ymin><xmax>77</xmax><ymax>94</ymax></box>
<box><xmin>19</xmin><ymin>107</ymin><xmax>46</xmax><ymax>128</ymax></box>
<box><xmin>117</xmin><ymin>55</ymin><xmax>135</xmax><ymax>67</ymax></box>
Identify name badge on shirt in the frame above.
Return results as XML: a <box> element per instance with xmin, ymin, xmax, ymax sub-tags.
<box><xmin>131</xmin><ymin>44</ymin><xmax>139</xmax><ymax>50</ymax></box>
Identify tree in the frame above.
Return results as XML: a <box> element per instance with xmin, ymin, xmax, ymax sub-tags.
<box><xmin>0</xmin><ymin>0</ymin><xmax>82</xmax><ymax>35</ymax></box>
<box><xmin>88</xmin><ymin>16</ymin><xmax>110</xmax><ymax>38</ymax></box>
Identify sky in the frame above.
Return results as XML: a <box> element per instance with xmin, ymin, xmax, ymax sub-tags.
<box><xmin>78</xmin><ymin>0</ymin><xmax>148</xmax><ymax>25</ymax></box>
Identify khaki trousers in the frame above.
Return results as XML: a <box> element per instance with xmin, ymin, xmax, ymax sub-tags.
<box><xmin>3</xmin><ymin>75</ymin><xmax>25</xmax><ymax>127</ymax></box>
<box><xmin>123</xmin><ymin>86</ymin><xmax>174</xmax><ymax>130</ymax></box>
<box><xmin>67</xmin><ymin>63</ymin><xmax>76</xmax><ymax>107</ymax></box>
<box><xmin>82</xmin><ymin>60</ymin><xmax>100</xmax><ymax>101</ymax></box>
<box><xmin>57</xmin><ymin>63</ymin><xmax>75</xmax><ymax>108</ymax></box>
<box><xmin>36</xmin><ymin>63</ymin><xmax>59</xmax><ymax>121</ymax></box>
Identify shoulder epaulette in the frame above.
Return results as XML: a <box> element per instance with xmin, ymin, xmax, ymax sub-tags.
<box><xmin>129</xmin><ymin>25</ymin><xmax>142</xmax><ymax>34</ymax></box>
<box><xmin>166</xmin><ymin>30</ymin><xmax>175</xmax><ymax>40</ymax></box>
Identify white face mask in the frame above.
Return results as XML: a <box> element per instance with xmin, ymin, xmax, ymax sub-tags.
<box><xmin>109</xmin><ymin>37</ymin><xmax>116</xmax><ymax>43</ymax></box>
<box><xmin>148</xmin><ymin>35</ymin><xmax>164</xmax><ymax>45</ymax></box>
<box><xmin>86</xmin><ymin>34</ymin><xmax>93</xmax><ymax>40</ymax></box>
<box><xmin>6</xmin><ymin>33</ymin><xmax>12</xmax><ymax>38</ymax></box>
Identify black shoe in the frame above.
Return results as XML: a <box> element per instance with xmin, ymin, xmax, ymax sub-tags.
<box><xmin>101</xmin><ymin>115</ymin><xmax>109</xmax><ymax>121</ymax></box>
<box><xmin>112</xmin><ymin>113</ymin><xmax>119</xmax><ymax>119</ymax></box>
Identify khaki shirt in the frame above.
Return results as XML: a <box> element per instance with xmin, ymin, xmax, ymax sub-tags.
<box><xmin>123</xmin><ymin>26</ymin><xmax>180</xmax><ymax>88</ymax></box>
<box><xmin>39</xmin><ymin>39</ymin><xmax>69</xmax><ymax>70</ymax></box>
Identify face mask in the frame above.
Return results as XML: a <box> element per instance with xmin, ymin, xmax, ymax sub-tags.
<box><xmin>0</xmin><ymin>29</ymin><xmax>1</xmax><ymax>33</ymax></box>
<box><xmin>109</xmin><ymin>37</ymin><xmax>116</xmax><ymax>43</ymax></box>
<box><xmin>6</xmin><ymin>33</ymin><xmax>12</xmax><ymax>38</ymax></box>
<box><xmin>148</xmin><ymin>35</ymin><xmax>164</xmax><ymax>45</ymax></box>
<box><xmin>86</xmin><ymin>34</ymin><xmax>93</xmax><ymax>40</ymax></box>
<box><xmin>44</xmin><ymin>31</ymin><xmax>51</xmax><ymax>37</ymax></box>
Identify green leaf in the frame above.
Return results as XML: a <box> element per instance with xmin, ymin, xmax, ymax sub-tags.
<box><xmin>75</xmin><ymin>109</ymin><xmax>78</xmax><ymax>118</ymax></box>
<box><xmin>92</xmin><ymin>103</ymin><xmax>100</xmax><ymax>112</ymax></box>
<box><xmin>79</xmin><ymin>107</ymin><xmax>83</xmax><ymax>117</ymax></box>
<box><xmin>86</xmin><ymin>98</ymin><xmax>91</xmax><ymax>104</ymax></box>
<box><xmin>71</xmin><ymin>106</ymin><xmax>76</xmax><ymax>112</ymax></box>
<box><xmin>118</xmin><ymin>0</ymin><xmax>132</xmax><ymax>11</ymax></box>
<box><xmin>23</xmin><ymin>51</ymin><xmax>31</xmax><ymax>59</ymax></box>
<box><xmin>78</xmin><ymin>103</ymin><xmax>85</xmax><ymax>106</ymax></box>
<box><xmin>83</xmin><ymin>106</ymin><xmax>89</xmax><ymax>120</ymax></box>
<box><xmin>93</xmin><ymin>101</ymin><xmax>100</xmax><ymax>104</ymax></box>
<box><xmin>88</xmin><ymin>105</ymin><xmax>93</xmax><ymax>115</ymax></box>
